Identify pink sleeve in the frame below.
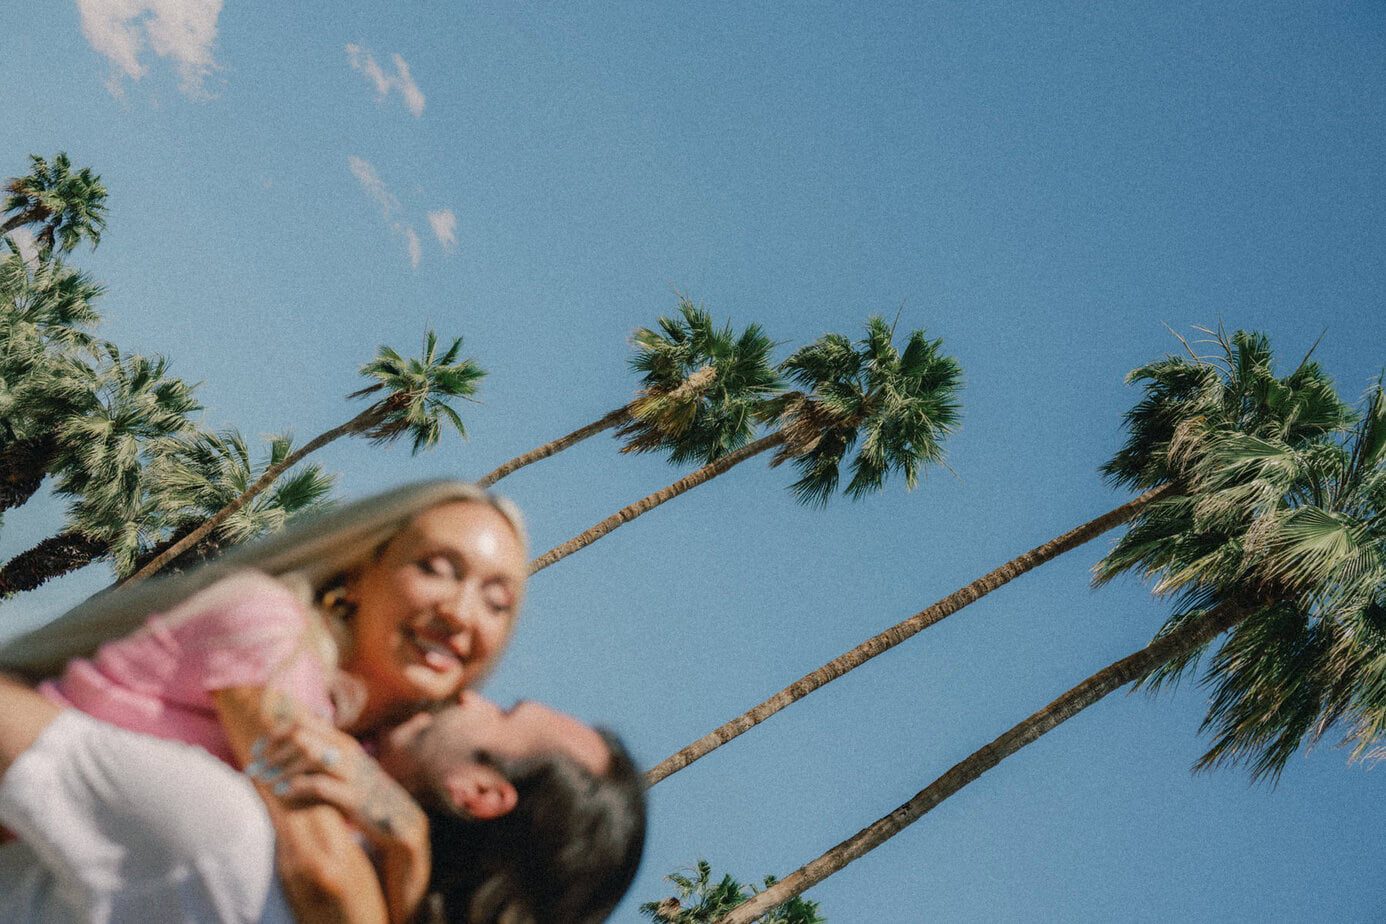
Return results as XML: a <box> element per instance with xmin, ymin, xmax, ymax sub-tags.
<box><xmin>170</xmin><ymin>574</ymin><xmax>334</xmax><ymax>718</ymax></box>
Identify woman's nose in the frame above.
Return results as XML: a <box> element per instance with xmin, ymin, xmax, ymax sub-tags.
<box><xmin>436</xmin><ymin>581</ymin><xmax>479</xmax><ymax>630</ymax></box>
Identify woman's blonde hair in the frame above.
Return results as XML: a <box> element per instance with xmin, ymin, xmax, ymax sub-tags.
<box><xmin>0</xmin><ymin>480</ymin><xmax>526</xmax><ymax>681</ymax></box>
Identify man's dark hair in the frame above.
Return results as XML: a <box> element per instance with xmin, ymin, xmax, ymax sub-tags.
<box><xmin>419</xmin><ymin>728</ymin><xmax>647</xmax><ymax>924</ymax></box>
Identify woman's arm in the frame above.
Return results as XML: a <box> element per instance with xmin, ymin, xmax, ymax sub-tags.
<box><xmin>254</xmin><ymin>709</ymin><xmax>432</xmax><ymax>924</ymax></box>
<box><xmin>213</xmin><ymin>686</ymin><xmax>390</xmax><ymax>924</ymax></box>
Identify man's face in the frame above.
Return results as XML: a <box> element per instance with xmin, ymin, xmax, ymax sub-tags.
<box><xmin>380</xmin><ymin>691</ymin><xmax>610</xmax><ymax>795</ymax></box>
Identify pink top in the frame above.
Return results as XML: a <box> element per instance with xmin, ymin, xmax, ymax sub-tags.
<box><xmin>40</xmin><ymin>570</ymin><xmax>335</xmax><ymax>766</ymax></box>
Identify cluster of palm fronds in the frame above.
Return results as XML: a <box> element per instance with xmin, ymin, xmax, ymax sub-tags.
<box><xmin>640</xmin><ymin>861</ymin><xmax>824</xmax><ymax>924</ymax></box>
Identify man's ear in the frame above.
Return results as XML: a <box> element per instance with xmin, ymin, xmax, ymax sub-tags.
<box><xmin>441</xmin><ymin>763</ymin><xmax>518</xmax><ymax>821</ymax></box>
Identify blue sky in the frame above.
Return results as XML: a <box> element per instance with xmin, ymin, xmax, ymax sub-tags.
<box><xmin>2</xmin><ymin>3</ymin><xmax>1384</xmax><ymax>920</ymax></box>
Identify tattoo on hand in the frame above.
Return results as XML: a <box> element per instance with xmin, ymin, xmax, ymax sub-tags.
<box><xmin>354</xmin><ymin>752</ymin><xmax>415</xmax><ymax>840</ymax></box>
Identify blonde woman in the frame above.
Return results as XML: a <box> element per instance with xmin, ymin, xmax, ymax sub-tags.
<box><xmin>0</xmin><ymin>480</ymin><xmax>534</xmax><ymax>922</ymax></box>
<box><xmin>2</xmin><ymin>480</ymin><xmax>528</xmax><ymax>743</ymax></box>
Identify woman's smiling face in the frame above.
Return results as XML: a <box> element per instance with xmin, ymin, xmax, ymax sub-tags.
<box><xmin>342</xmin><ymin>500</ymin><xmax>528</xmax><ymax>720</ymax></box>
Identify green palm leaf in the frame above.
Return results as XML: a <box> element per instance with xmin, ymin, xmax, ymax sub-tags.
<box><xmin>351</xmin><ymin>330</ymin><xmax>484</xmax><ymax>452</ymax></box>
<box><xmin>774</xmin><ymin>317</ymin><xmax>960</xmax><ymax>507</ymax></box>
<box><xmin>618</xmin><ymin>298</ymin><xmax>783</xmax><ymax>465</ymax></box>
<box><xmin>1103</xmin><ymin>379</ymin><xmax>1386</xmax><ymax>781</ymax></box>
<box><xmin>1</xmin><ymin>153</ymin><xmax>108</xmax><ymax>256</ymax></box>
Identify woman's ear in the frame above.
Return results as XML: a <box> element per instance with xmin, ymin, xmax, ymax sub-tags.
<box><xmin>441</xmin><ymin>763</ymin><xmax>518</xmax><ymax>820</ymax></box>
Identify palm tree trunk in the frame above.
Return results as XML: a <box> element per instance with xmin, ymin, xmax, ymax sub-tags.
<box><xmin>529</xmin><ymin>431</ymin><xmax>788</xmax><ymax>574</ymax></box>
<box><xmin>0</xmin><ymin>213</ymin><xmax>33</xmax><ymax>237</ymax></box>
<box><xmin>476</xmin><ymin>404</ymin><xmax>630</xmax><ymax>488</ymax></box>
<box><xmin>715</xmin><ymin>601</ymin><xmax>1248</xmax><ymax>924</ymax></box>
<box><xmin>0</xmin><ymin>529</ymin><xmax>108</xmax><ymax>597</ymax></box>
<box><xmin>647</xmin><ymin>482</ymin><xmax>1176</xmax><ymax>785</ymax></box>
<box><xmin>0</xmin><ymin>434</ymin><xmax>57</xmax><ymax>513</ymax></box>
<box><xmin>121</xmin><ymin>402</ymin><xmax>393</xmax><ymax>588</ymax></box>
<box><xmin>128</xmin><ymin>523</ymin><xmax>219</xmax><ymax>576</ymax></box>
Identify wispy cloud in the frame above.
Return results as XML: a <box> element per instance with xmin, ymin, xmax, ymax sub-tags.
<box><xmin>348</xmin><ymin>156</ymin><xmax>401</xmax><ymax>217</ymax></box>
<box><xmin>348</xmin><ymin>155</ymin><xmax>423</xmax><ymax>270</ymax></box>
<box><xmin>76</xmin><ymin>0</ymin><xmax>223</xmax><ymax>99</ymax></box>
<box><xmin>345</xmin><ymin>43</ymin><xmax>425</xmax><ymax>117</ymax></box>
<box><xmin>426</xmin><ymin>209</ymin><xmax>458</xmax><ymax>252</ymax></box>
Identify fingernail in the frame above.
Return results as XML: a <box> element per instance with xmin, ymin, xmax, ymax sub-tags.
<box><xmin>250</xmin><ymin>738</ymin><xmax>266</xmax><ymax>760</ymax></box>
<box><xmin>245</xmin><ymin>760</ymin><xmax>265</xmax><ymax>777</ymax></box>
<box><xmin>273</xmin><ymin>780</ymin><xmax>290</xmax><ymax>796</ymax></box>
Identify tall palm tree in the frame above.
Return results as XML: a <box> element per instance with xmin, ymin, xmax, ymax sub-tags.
<box><xmin>648</xmin><ymin>328</ymin><xmax>1353</xmax><ymax>785</ymax></box>
<box><xmin>1</xmin><ymin>153</ymin><xmax>108</xmax><ymax>256</ymax></box>
<box><xmin>529</xmin><ymin>317</ymin><xmax>961</xmax><ymax>573</ymax></box>
<box><xmin>123</xmin><ymin>330</ymin><xmax>483</xmax><ymax>587</ymax></box>
<box><xmin>1096</xmin><ymin>387</ymin><xmax>1386</xmax><ymax>778</ymax></box>
<box><xmin>716</xmin><ymin>382</ymin><xmax>1382</xmax><ymax>924</ymax></box>
<box><xmin>642</xmin><ymin>861</ymin><xmax>825</xmax><ymax>924</ymax></box>
<box><xmin>476</xmin><ymin>298</ymin><xmax>761</xmax><ymax>488</ymax></box>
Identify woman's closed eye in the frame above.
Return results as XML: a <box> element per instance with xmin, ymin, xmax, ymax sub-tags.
<box><xmin>418</xmin><ymin>555</ymin><xmax>459</xmax><ymax>580</ymax></box>
<box><xmin>484</xmin><ymin>584</ymin><xmax>515</xmax><ymax>615</ymax></box>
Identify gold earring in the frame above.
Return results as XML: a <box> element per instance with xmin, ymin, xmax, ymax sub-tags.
<box><xmin>321</xmin><ymin>586</ymin><xmax>357</xmax><ymax>620</ymax></box>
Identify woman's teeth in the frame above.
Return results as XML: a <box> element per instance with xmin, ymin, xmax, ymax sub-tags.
<box><xmin>408</xmin><ymin>629</ymin><xmax>460</xmax><ymax>671</ymax></box>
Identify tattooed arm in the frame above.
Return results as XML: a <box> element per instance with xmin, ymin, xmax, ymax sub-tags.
<box><xmin>213</xmin><ymin>687</ymin><xmax>392</xmax><ymax>924</ymax></box>
<box><xmin>251</xmin><ymin>702</ymin><xmax>431</xmax><ymax>924</ymax></box>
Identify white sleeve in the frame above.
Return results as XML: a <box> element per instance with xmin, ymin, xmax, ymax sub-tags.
<box><xmin>0</xmin><ymin>710</ymin><xmax>294</xmax><ymax>924</ymax></box>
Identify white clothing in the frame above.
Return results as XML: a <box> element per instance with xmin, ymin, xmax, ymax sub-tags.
<box><xmin>0</xmin><ymin>709</ymin><xmax>294</xmax><ymax>924</ymax></box>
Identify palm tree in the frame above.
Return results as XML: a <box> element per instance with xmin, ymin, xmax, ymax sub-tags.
<box><xmin>0</xmin><ymin>251</ymin><xmax>105</xmax><ymax>513</ymax></box>
<box><xmin>0</xmin><ymin>249</ymin><xmax>104</xmax><ymax>351</ymax></box>
<box><xmin>615</xmin><ymin>301</ymin><xmax>782</xmax><ymax>466</ymax></box>
<box><xmin>717</xmin><ymin>382</ymin><xmax>1382</xmax><ymax>924</ymax></box>
<box><xmin>0</xmin><ymin>485</ymin><xmax>157</xmax><ymax>598</ymax></box>
<box><xmin>1</xmin><ymin>153</ymin><xmax>108</xmax><ymax>256</ymax></box>
<box><xmin>0</xmin><ymin>349</ymin><xmax>201</xmax><ymax>596</ymax></box>
<box><xmin>0</xmin><ymin>429</ymin><xmax>337</xmax><ymax>597</ymax></box>
<box><xmin>1096</xmin><ymin>387</ymin><xmax>1386</xmax><ymax>778</ymax></box>
<box><xmin>0</xmin><ymin>351</ymin><xmax>96</xmax><ymax>514</ymax></box>
<box><xmin>134</xmin><ymin>429</ymin><xmax>336</xmax><ymax>573</ymax></box>
<box><xmin>122</xmin><ymin>330</ymin><xmax>483</xmax><ymax>587</ymax></box>
<box><xmin>476</xmin><ymin>298</ymin><xmax>765</xmax><ymax>487</ymax></box>
<box><xmin>529</xmin><ymin>317</ymin><xmax>961</xmax><ymax>573</ymax></box>
<box><xmin>642</xmin><ymin>861</ymin><xmax>825</xmax><ymax>924</ymax></box>
<box><xmin>4</xmin><ymin>346</ymin><xmax>188</xmax><ymax>521</ymax></box>
<box><xmin>648</xmin><ymin>327</ymin><xmax>1353</xmax><ymax>785</ymax></box>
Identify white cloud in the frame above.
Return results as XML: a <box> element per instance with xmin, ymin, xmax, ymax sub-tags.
<box><xmin>348</xmin><ymin>155</ymin><xmax>422</xmax><ymax>270</ymax></box>
<box><xmin>77</xmin><ymin>0</ymin><xmax>223</xmax><ymax>99</ymax></box>
<box><xmin>391</xmin><ymin>54</ymin><xmax>425</xmax><ymax>118</ymax></box>
<box><xmin>348</xmin><ymin>155</ymin><xmax>401</xmax><ymax>218</ymax></box>
<box><xmin>426</xmin><ymin>209</ymin><xmax>458</xmax><ymax>252</ymax></box>
<box><xmin>345</xmin><ymin>43</ymin><xmax>425</xmax><ymax>117</ymax></box>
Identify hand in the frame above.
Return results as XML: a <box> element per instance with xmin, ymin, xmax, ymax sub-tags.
<box><xmin>247</xmin><ymin>711</ymin><xmax>427</xmax><ymax>852</ymax></box>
